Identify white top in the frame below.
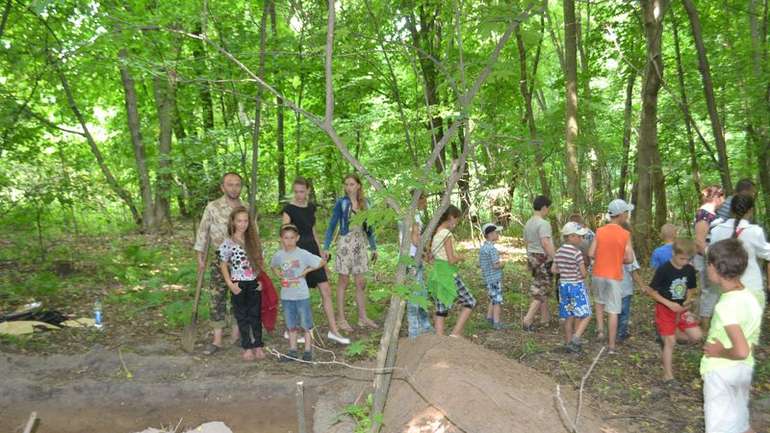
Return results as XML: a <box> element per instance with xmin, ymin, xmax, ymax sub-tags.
<box><xmin>431</xmin><ymin>228</ymin><xmax>453</xmax><ymax>261</ymax></box>
<box><xmin>710</xmin><ymin>219</ymin><xmax>770</xmax><ymax>305</ymax></box>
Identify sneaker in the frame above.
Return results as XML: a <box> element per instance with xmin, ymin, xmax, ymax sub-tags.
<box><xmin>327</xmin><ymin>331</ymin><xmax>350</xmax><ymax>345</ymax></box>
<box><xmin>302</xmin><ymin>351</ymin><xmax>313</xmax><ymax>362</ymax></box>
<box><xmin>283</xmin><ymin>330</ymin><xmax>305</xmax><ymax>344</ymax></box>
<box><xmin>493</xmin><ymin>322</ymin><xmax>512</xmax><ymax>330</ymax></box>
<box><xmin>607</xmin><ymin>348</ymin><xmax>617</xmax><ymax>356</ymax></box>
<box><xmin>280</xmin><ymin>350</ymin><xmax>299</xmax><ymax>363</ymax></box>
<box><xmin>522</xmin><ymin>323</ymin><xmax>535</xmax><ymax>332</ymax></box>
<box><xmin>486</xmin><ymin>317</ymin><xmax>494</xmax><ymax>326</ymax></box>
<box><xmin>566</xmin><ymin>341</ymin><xmax>582</xmax><ymax>353</ymax></box>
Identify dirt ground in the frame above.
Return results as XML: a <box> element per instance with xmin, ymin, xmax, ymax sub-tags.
<box><xmin>384</xmin><ymin>334</ymin><xmax>616</xmax><ymax>433</ymax></box>
<box><xmin>0</xmin><ymin>340</ymin><xmax>370</xmax><ymax>433</ymax></box>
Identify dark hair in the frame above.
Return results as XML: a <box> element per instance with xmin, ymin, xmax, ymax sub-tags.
<box><xmin>730</xmin><ymin>194</ymin><xmax>754</xmax><ymax>237</ymax></box>
<box><xmin>700</xmin><ymin>185</ymin><xmax>724</xmax><ymax>204</ymax></box>
<box><xmin>280</xmin><ymin>224</ymin><xmax>300</xmax><ymax>236</ymax></box>
<box><xmin>735</xmin><ymin>178</ymin><xmax>755</xmax><ymax>195</ymax></box>
<box><xmin>292</xmin><ymin>177</ymin><xmax>311</xmax><ymax>189</ymax></box>
<box><xmin>533</xmin><ymin>195</ymin><xmax>552</xmax><ymax>211</ymax></box>
<box><xmin>221</xmin><ymin>172</ymin><xmax>242</xmax><ymax>184</ymax></box>
<box><xmin>227</xmin><ymin>206</ymin><xmax>263</xmax><ymax>271</ymax></box>
<box><xmin>427</xmin><ymin>205</ymin><xmax>462</xmax><ymax>257</ymax></box>
<box><xmin>568</xmin><ymin>213</ymin><xmax>584</xmax><ymax>224</ymax></box>
<box><xmin>707</xmin><ymin>238</ymin><xmax>748</xmax><ymax>280</ymax></box>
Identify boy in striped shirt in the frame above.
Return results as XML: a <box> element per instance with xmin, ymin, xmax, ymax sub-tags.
<box><xmin>552</xmin><ymin>222</ymin><xmax>591</xmax><ymax>353</ymax></box>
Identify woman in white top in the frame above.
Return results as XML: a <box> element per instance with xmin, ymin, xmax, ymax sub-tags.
<box><xmin>710</xmin><ymin>194</ymin><xmax>770</xmax><ymax>309</ymax></box>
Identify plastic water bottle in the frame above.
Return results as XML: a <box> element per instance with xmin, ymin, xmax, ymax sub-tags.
<box><xmin>94</xmin><ymin>299</ymin><xmax>103</xmax><ymax>329</ymax></box>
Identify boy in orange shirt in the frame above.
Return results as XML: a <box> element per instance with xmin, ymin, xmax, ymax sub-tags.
<box><xmin>589</xmin><ymin>199</ymin><xmax>635</xmax><ymax>354</ymax></box>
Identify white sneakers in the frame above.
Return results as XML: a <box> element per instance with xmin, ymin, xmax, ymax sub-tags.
<box><xmin>282</xmin><ymin>329</ymin><xmax>351</xmax><ymax>345</ymax></box>
<box><xmin>283</xmin><ymin>330</ymin><xmax>305</xmax><ymax>344</ymax></box>
<box><xmin>327</xmin><ymin>331</ymin><xmax>350</xmax><ymax>345</ymax></box>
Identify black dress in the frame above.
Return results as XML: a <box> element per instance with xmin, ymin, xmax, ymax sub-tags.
<box><xmin>282</xmin><ymin>203</ymin><xmax>328</xmax><ymax>287</ymax></box>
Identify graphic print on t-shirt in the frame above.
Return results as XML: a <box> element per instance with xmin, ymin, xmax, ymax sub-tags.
<box><xmin>668</xmin><ymin>277</ymin><xmax>687</xmax><ymax>301</ymax></box>
<box><xmin>280</xmin><ymin>259</ymin><xmax>303</xmax><ymax>288</ymax></box>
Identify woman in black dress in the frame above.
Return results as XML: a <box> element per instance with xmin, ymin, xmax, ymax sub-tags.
<box><xmin>282</xmin><ymin>177</ymin><xmax>350</xmax><ymax>345</ymax></box>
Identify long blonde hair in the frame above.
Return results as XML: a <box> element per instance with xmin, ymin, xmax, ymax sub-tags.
<box><xmin>344</xmin><ymin>174</ymin><xmax>367</xmax><ymax>210</ymax></box>
<box><xmin>227</xmin><ymin>206</ymin><xmax>263</xmax><ymax>271</ymax></box>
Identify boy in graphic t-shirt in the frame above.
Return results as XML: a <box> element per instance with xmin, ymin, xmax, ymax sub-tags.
<box><xmin>271</xmin><ymin>224</ymin><xmax>326</xmax><ymax>362</ymax></box>
<box><xmin>645</xmin><ymin>238</ymin><xmax>703</xmax><ymax>384</ymax></box>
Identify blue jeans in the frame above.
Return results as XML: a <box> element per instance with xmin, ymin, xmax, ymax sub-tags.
<box><xmin>406</xmin><ymin>265</ymin><xmax>433</xmax><ymax>338</ymax></box>
<box><xmin>618</xmin><ymin>295</ymin><xmax>632</xmax><ymax>340</ymax></box>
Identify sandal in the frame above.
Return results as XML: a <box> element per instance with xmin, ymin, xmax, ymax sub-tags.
<box><xmin>203</xmin><ymin>343</ymin><xmax>222</xmax><ymax>356</ymax></box>
<box><xmin>358</xmin><ymin>318</ymin><xmax>378</xmax><ymax>329</ymax></box>
<box><xmin>242</xmin><ymin>349</ymin><xmax>256</xmax><ymax>361</ymax></box>
<box><xmin>337</xmin><ymin>319</ymin><xmax>354</xmax><ymax>333</ymax></box>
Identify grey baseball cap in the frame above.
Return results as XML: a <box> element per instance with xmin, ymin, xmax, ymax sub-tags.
<box><xmin>608</xmin><ymin>199</ymin><xmax>634</xmax><ymax>217</ymax></box>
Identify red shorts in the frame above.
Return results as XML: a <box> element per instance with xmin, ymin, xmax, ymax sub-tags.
<box><xmin>655</xmin><ymin>303</ymin><xmax>699</xmax><ymax>336</ymax></box>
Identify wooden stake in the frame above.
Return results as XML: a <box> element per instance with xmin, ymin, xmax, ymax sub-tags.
<box><xmin>295</xmin><ymin>381</ymin><xmax>307</xmax><ymax>433</ymax></box>
<box><xmin>23</xmin><ymin>412</ymin><xmax>37</xmax><ymax>433</ymax></box>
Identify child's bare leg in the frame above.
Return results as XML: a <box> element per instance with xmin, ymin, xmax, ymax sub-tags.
<box><xmin>523</xmin><ymin>298</ymin><xmax>542</xmax><ymax>326</ymax></box>
<box><xmin>678</xmin><ymin>326</ymin><xmax>703</xmax><ymax>344</ymax></box>
<box><xmin>289</xmin><ymin>329</ymin><xmax>298</xmax><ymax>352</ymax></box>
<box><xmin>435</xmin><ymin>315</ymin><xmax>446</xmax><ymax>336</ymax></box>
<box><xmin>450</xmin><ymin>307</ymin><xmax>473</xmax><ymax>337</ymax></box>
<box><xmin>303</xmin><ymin>329</ymin><xmax>313</xmax><ymax>353</ymax></box>
<box><xmin>487</xmin><ymin>302</ymin><xmax>493</xmax><ymax>320</ymax></box>
<box><xmin>662</xmin><ymin>335</ymin><xmax>675</xmax><ymax>380</ymax></box>
<box><xmin>539</xmin><ymin>297</ymin><xmax>550</xmax><ymax>324</ymax></box>
<box><xmin>492</xmin><ymin>304</ymin><xmax>501</xmax><ymax>324</ymax></box>
<box><xmin>563</xmin><ymin>317</ymin><xmax>574</xmax><ymax>343</ymax></box>
<box><xmin>574</xmin><ymin>317</ymin><xmax>590</xmax><ymax>340</ymax></box>
<box><xmin>595</xmin><ymin>304</ymin><xmax>605</xmax><ymax>336</ymax></box>
<box><xmin>336</xmin><ymin>274</ymin><xmax>351</xmax><ymax>329</ymax></box>
<box><xmin>608</xmin><ymin>312</ymin><xmax>618</xmax><ymax>350</ymax></box>
<box><xmin>318</xmin><ymin>282</ymin><xmax>341</xmax><ymax>335</ymax></box>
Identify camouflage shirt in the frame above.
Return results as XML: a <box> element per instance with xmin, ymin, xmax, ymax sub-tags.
<box><xmin>194</xmin><ymin>196</ymin><xmax>243</xmax><ymax>253</ymax></box>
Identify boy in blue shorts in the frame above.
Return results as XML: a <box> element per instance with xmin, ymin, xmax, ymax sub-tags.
<box><xmin>479</xmin><ymin>223</ymin><xmax>505</xmax><ymax>329</ymax></box>
<box><xmin>552</xmin><ymin>222</ymin><xmax>591</xmax><ymax>353</ymax></box>
<box><xmin>271</xmin><ymin>224</ymin><xmax>326</xmax><ymax>362</ymax></box>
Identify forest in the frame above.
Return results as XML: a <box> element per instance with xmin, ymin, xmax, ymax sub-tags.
<box><xmin>1</xmin><ymin>0</ymin><xmax>769</xmax><ymax>432</ymax></box>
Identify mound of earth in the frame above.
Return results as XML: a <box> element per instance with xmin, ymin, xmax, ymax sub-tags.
<box><xmin>383</xmin><ymin>335</ymin><xmax>621</xmax><ymax>433</ymax></box>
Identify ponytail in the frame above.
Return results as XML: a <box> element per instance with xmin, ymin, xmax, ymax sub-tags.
<box><xmin>730</xmin><ymin>195</ymin><xmax>754</xmax><ymax>238</ymax></box>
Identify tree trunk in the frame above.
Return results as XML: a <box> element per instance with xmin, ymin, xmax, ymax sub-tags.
<box><xmin>635</xmin><ymin>0</ymin><xmax>669</xmax><ymax>261</ymax></box>
<box><xmin>271</xmin><ymin>2</ymin><xmax>286</xmax><ymax>206</ymax></box>
<box><xmin>408</xmin><ymin>6</ymin><xmax>445</xmax><ymax>172</ymax></box>
<box><xmin>672</xmin><ymin>16</ymin><xmax>702</xmax><ymax>195</ymax></box>
<box><xmin>119</xmin><ymin>49</ymin><xmax>156</xmax><ymax>231</ymax></box>
<box><xmin>563</xmin><ymin>0</ymin><xmax>581</xmax><ymax>208</ymax></box>
<box><xmin>651</xmin><ymin>142</ymin><xmax>667</xmax><ymax>233</ymax></box>
<box><xmin>681</xmin><ymin>0</ymin><xmax>732</xmax><ymax>193</ymax></box>
<box><xmin>515</xmin><ymin>26</ymin><xmax>549</xmax><ymax>197</ymax></box>
<box><xmin>152</xmin><ymin>71</ymin><xmax>176</xmax><ymax>230</ymax></box>
<box><xmin>618</xmin><ymin>70</ymin><xmax>636</xmax><ymax>199</ymax></box>
<box><xmin>749</xmin><ymin>0</ymin><xmax>770</xmax><ymax>225</ymax></box>
<box><xmin>52</xmin><ymin>52</ymin><xmax>141</xmax><ymax>225</ymax></box>
<box><xmin>249</xmin><ymin>0</ymin><xmax>270</xmax><ymax>213</ymax></box>
<box><xmin>576</xmin><ymin>2</ymin><xmax>602</xmax><ymax>207</ymax></box>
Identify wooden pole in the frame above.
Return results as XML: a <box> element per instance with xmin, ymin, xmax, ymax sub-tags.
<box><xmin>295</xmin><ymin>381</ymin><xmax>307</xmax><ymax>433</ymax></box>
<box><xmin>23</xmin><ymin>412</ymin><xmax>37</xmax><ymax>433</ymax></box>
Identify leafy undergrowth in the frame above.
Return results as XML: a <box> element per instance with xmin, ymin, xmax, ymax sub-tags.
<box><xmin>1</xmin><ymin>221</ymin><xmax>769</xmax><ymax>433</ymax></box>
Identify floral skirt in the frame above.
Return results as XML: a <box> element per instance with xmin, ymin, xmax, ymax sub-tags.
<box><xmin>334</xmin><ymin>228</ymin><xmax>369</xmax><ymax>275</ymax></box>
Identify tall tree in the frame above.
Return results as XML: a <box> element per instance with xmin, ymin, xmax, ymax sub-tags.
<box><xmin>618</xmin><ymin>70</ymin><xmax>636</xmax><ymax>200</ymax></box>
<box><xmin>671</xmin><ymin>15</ymin><xmax>702</xmax><ymax>196</ymax></box>
<box><xmin>248</xmin><ymin>0</ymin><xmax>270</xmax><ymax>214</ymax></box>
<box><xmin>635</xmin><ymin>0</ymin><xmax>669</xmax><ymax>260</ymax></box>
<box><xmin>563</xmin><ymin>0</ymin><xmax>581</xmax><ymax>208</ymax></box>
<box><xmin>748</xmin><ymin>0</ymin><xmax>770</xmax><ymax>225</ymax></box>
<box><xmin>271</xmin><ymin>1</ymin><xmax>286</xmax><ymax>205</ymax></box>
<box><xmin>151</xmin><ymin>70</ymin><xmax>177</xmax><ymax>229</ymax></box>
<box><xmin>681</xmin><ymin>0</ymin><xmax>732</xmax><ymax>192</ymax></box>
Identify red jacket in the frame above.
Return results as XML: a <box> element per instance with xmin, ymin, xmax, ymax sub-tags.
<box><xmin>259</xmin><ymin>271</ymin><xmax>278</xmax><ymax>332</ymax></box>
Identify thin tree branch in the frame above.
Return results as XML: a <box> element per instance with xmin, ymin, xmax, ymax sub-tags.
<box><xmin>323</xmin><ymin>0</ymin><xmax>335</xmax><ymax>128</ymax></box>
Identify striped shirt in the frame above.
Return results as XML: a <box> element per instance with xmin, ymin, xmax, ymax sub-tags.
<box><xmin>554</xmin><ymin>244</ymin><xmax>584</xmax><ymax>283</ymax></box>
<box><xmin>479</xmin><ymin>241</ymin><xmax>502</xmax><ymax>285</ymax></box>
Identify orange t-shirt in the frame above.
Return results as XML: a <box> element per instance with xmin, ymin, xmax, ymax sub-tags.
<box><xmin>591</xmin><ymin>223</ymin><xmax>630</xmax><ymax>281</ymax></box>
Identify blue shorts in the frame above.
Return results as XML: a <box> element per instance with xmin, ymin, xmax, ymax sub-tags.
<box><xmin>486</xmin><ymin>281</ymin><xmax>503</xmax><ymax>305</ymax></box>
<box><xmin>558</xmin><ymin>281</ymin><xmax>591</xmax><ymax>319</ymax></box>
<box><xmin>282</xmin><ymin>298</ymin><xmax>314</xmax><ymax>331</ymax></box>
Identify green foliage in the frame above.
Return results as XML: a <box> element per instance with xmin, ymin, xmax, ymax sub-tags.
<box><xmin>343</xmin><ymin>393</ymin><xmax>382</xmax><ymax>433</ymax></box>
